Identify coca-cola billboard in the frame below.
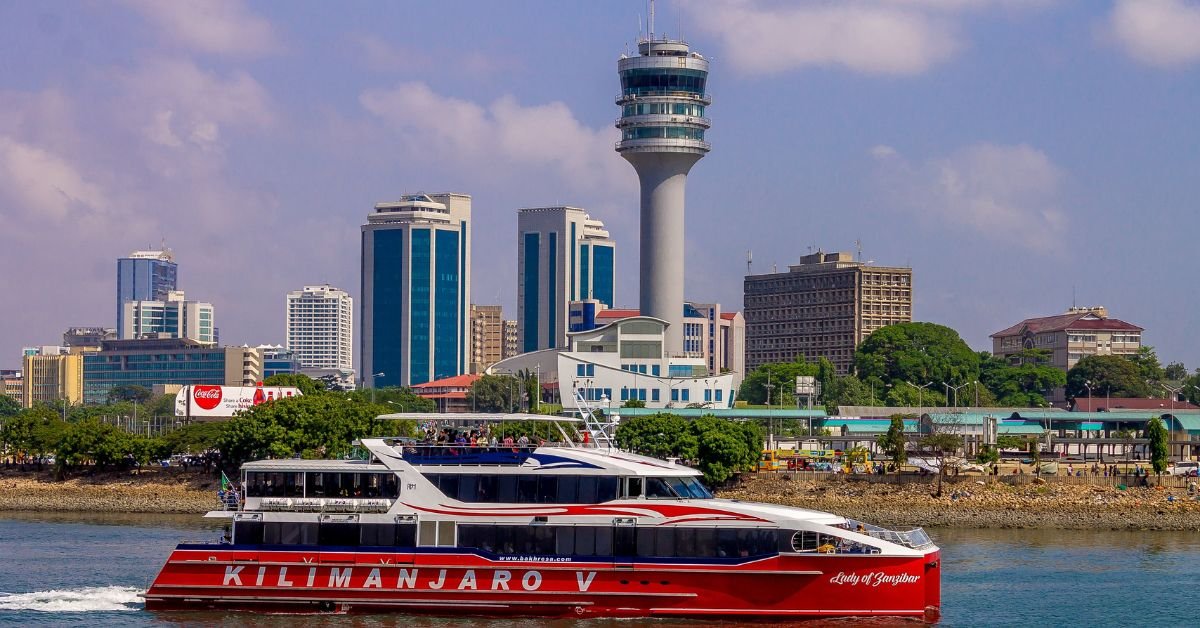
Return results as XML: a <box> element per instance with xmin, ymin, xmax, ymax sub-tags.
<box><xmin>174</xmin><ymin>384</ymin><xmax>302</xmax><ymax>417</ymax></box>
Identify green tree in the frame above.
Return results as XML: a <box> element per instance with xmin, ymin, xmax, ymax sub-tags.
<box><xmin>1</xmin><ymin>406</ymin><xmax>67</xmax><ymax>468</ymax></box>
<box><xmin>875</xmin><ymin>415</ymin><xmax>909</xmax><ymax>470</ymax></box>
<box><xmin>215</xmin><ymin>394</ymin><xmax>417</xmax><ymax>466</ymax></box>
<box><xmin>979</xmin><ymin>350</ymin><xmax>1066</xmax><ymax>407</ymax></box>
<box><xmin>1164</xmin><ymin>362</ymin><xmax>1188</xmax><ymax>381</ymax></box>
<box><xmin>1066</xmin><ymin>355</ymin><xmax>1154</xmax><ymax>399</ymax></box>
<box><xmin>160</xmin><ymin>421</ymin><xmax>226</xmax><ymax>456</ymax></box>
<box><xmin>854</xmin><ymin>322</ymin><xmax>981</xmax><ymax>392</ymax></box>
<box><xmin>344</xmin><ymin>387</ymin><xmax>435</xmax><ymax>412</ymax></box>
<box><xmin>1127</xmin><ymin>346</ymin><xmax>1165</xmax><ymax>384</ymax></box>
<box><xmin>56</xmin><ymin>419</ymin><xmax>132</xmax><ymax>470</ymax></box>
<box><xmin>884</xmin><ymin>384</ymin><xmax>947</xmax><ymax>408</ymax></box>
<box><xmin>107</xmin><ymin>385</ymin><xmax>154</xmax><ymax>403</ymax></box>
<box><xmin>1186</xmin><ymin>371</ymin><xmax>1200</xmax><ymax>406</ymax></box>
<box><xmin>1145</xmin><ymin>417</ymin><xmax>1169</xmax><ymax>476</ymax></box>
<box><xmin>919</xmin><ymin>432</ymin><xmax>964</xmax><ymax>497</ymax></box>
<box><xmin>621</xmin><ymin>398</ymin><xmax>647</xmax><ymax>408</ymax></box>
<box><xmin>0</xmin><ymin>395</ymin><xmax>21</xmax><ymax>418</ymax></box>
<box><xmin>263</xmin><ymin>373</ymin><xmax>326</xmax><ymax>396</ymax></box>
<box><xmin>737</xmin><ymin>358</ymin><xmax>819</xmax><ymax>406</ymax></box>
<box><xmin>615</xmin><ymin>414</ymin><xmax>761</xmax><ymax>485</ymax></box>
<box><xmin>822</xmin><ymin>375</ymin><xmax>876</xmax><ymax>413</ymax></box>
<box><xmin>466</xmin><ymin>375</ymin><xmax>521</xmax><ymax>412</ymax></box>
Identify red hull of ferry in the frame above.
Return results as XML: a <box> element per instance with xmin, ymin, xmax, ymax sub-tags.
<box><xmin>146</xmin><ymin>546</ymin><xmax>941</xmax><ymax>621</ymax></box>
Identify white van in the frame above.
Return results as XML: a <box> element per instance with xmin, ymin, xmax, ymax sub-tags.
<box><xmin>1168</xmin><ymin>461</ymin><xmax>1198</xmax><ymax>476</ymax></box>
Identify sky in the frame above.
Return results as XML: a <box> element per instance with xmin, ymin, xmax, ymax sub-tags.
<box><xmin>1</xmin><ymin>0</ymin><xmax>1199</xmax><ymax>371</ymax></box>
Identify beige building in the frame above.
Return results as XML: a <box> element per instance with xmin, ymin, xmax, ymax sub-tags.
<box><xmin>502</xmin><ymin>319</ymin><xmax>519</xmax><ymax>360</ymax></box>
<box><xmin>2</xmin><ymin>371</ymin><xmax>23</xmax><ymax>406</ymax></box>
<box><xmin>21</xmin><ymin>352</ymin><xmax>84</xmax><ymax>408</ymax></box>
<box><xmin>469</xmin><ymin>304</ymin><xmax>505</xmax><ymax>373</ymax></box>
<box><xmin>990</xmin><ymin>307</ymin><xmax>1143</xmax><ymax>371</ymax></box>
<box><xmin>744</xmin><ymin>251</ymin><xmax>913</xmax><ymax>374</ymax></box>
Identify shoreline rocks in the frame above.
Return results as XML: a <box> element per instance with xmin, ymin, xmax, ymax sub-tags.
<box><xmin>2</xmin><ymin>469</ymin><xmax>1198</xmax><ymax>530</ymax></box>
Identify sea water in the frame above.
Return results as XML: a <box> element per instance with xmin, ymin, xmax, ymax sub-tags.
<box><xmin>1</xmin><ymin>512</ymin><xmax>1197</xmax><ymax>627</ymax></box>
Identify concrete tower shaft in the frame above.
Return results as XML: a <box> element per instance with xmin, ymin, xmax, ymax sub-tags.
<box><xmin>616</xmin><ymin>35</ymin><xmax>710</xmax><ymax>353</ymax></box>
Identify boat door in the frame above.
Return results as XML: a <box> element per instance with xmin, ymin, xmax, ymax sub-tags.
<box><xmin>613</xmin><ymin>517</ymin><xmax>637</xmax><ymax>568</ymax></box>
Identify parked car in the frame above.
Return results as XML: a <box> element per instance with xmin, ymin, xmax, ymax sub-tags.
<box><xmin>1168</xmin><ymin>461</ymin><xmax>1199</xmax><ymax>477</ymax></box>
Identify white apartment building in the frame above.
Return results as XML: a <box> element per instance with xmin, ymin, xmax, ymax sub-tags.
<box><xmin>286</xmin><ymin>285</ymin><xmax>354</xmax><ymax>371</ymax></box>
<box><xmin>121</xmin><ymin>291</ymin><xmax>215</xmax><ymax>344</ymax></box>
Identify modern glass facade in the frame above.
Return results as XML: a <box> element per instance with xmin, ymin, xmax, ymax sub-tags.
<box><xmin>83</xmin><ymin>349</ymin><xmax>226</xmax><ymax>405</ymax></box>
<box><xmin>620</xmin><ymin>126</ymin><xmax>705</xmax><ymax>141</ymax></box>
<box><xmin>579</xmin><ymin>244</ymin><xmax>590</xmax><ymax>303</ymax></box>
<box><xmin>547</xmin><ymin>232</ymin><xmax>557</xmax><ymax>348</ymax></box>
<box><xmin>619</xmin><ymin>68</ymin><xmax>707</xmax><ymax>97</ymax></box>
<box><xmin>409</xmin><ymin>229</ymin><xmax>431</xmax><ymax>384</ymax></box>
<box><xmin>522</xmin><ymin>233</ymin><xmax>539</xmax><ymax>353</ymax></box>
<box><xmin>434</xmin><ymin>229</ymin><xmax>459</xmax><ymax>381</ymax></box>
<box><xmin>592</xmin><ymin>244</ymin><xmax>615</xmax><ymax>308</ymax></box>
<box><xmin>116</xmin><ymin>255</ymin><xmax>177</xmax><ymax>337</ymax></box>
<box><xmin>371</xmin><ymin>230</ymin><xmax>404</xmax><ymax>389</ymax></box>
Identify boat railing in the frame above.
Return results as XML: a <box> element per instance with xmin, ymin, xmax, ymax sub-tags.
<box><xmin>849</xmin><ymin>519</ymin><xmax>935</xmax><ymax>550</ymax></box>
<box><xmin>396</xmin><ymin>443</ymin><xmax>564</xmax><ymax>465</ymax></box>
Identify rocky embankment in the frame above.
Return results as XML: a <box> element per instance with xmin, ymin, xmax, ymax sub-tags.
<box><xmin>0</xmin><ymin>469</ymin><xmax>218</xmax><ymax>513</ymax></box>
<box><xmin>717</xmin><ymin>473</ymin><xmax>1200</xmax><ymax>531</ymax></box>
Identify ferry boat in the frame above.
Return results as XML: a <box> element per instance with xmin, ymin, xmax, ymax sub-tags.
<box><xmin>145</xmin><ymin>413</ymin><xmax>941</xmax><ymax>620</ymax></box>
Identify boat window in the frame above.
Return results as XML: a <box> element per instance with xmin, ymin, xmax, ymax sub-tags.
<box><xmin>517</xmin><ymin>476</ymin><xmax>538</xmax><ymax>503</ymax></box>
<box><xmin>536</xmin><ymin>476</ymin><xmax>559</xmax><ymax>503</ymax></box>
<box><xmin>664</xmin><ymin>477</ymin><xmax>691</xmax><ymax>499</ymax></box>
<box><xmin>497</xmin><ymin>475</ymin><xmax>518</xmax><ymax>502</ymax></box>
<box><xmin>790</xmin><ymin>530</ymin><xmax>841</xmax><ymax>553</ymax></box>
<box><xmin>232</xmin><ymin>519</ymin><xmax>263</xmax><ymax>545</ymax></box>
<box><xmin>263</xmin><ymin>521</ymin><xmax>318</xmax><ymax>545</ymax></box>
<box><xmin>558</xmin><ymin>475</ymin><xmax>579</xmax><ymax>503</ymax></box>
<box><xmin>678</xmin><ymin>476</ymin><xmax>713</xmax><ymax>499</ymax></box>
<box><xmin>625</xmin><ymin>477</ymin><xmax>643</xmax><ymax>498</ymax></box>
<box><xmin>644</xmin><ymin>477</ymin><xmax>677</xmax><ymax>499</ymax></box>
<box><xmin>318</xmin><ymin>521</ymin><xmax>359</xmax><ymax>547</ymax></box>
<box><xmin>426</xmin><ymin>473</ymin><xmax>619</xmax><ymax>504</ymax></box>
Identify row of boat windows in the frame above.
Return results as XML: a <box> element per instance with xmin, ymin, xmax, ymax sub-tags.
<box><xmin>244</xmin><ymin>472</ymin><xmax>400</xmax><ymax>498</ymax></box>
<box><xmin>423</xmin><ymin>474</ymin><xmax>713</xmax><ymax>504</ymax></box>
<box><xmin>232</xmin><ymin>521</ymin><xmax>782</xmax><ymax>558</ymax></box>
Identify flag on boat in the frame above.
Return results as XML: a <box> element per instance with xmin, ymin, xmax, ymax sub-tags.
<box><xmin>220</xmin><ymin>471</ymin><xmax>232</xmax><ymax>492</ymax></box>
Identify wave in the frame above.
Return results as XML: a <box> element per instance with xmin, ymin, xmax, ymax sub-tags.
<box><xmin>0</xmin><ymin>586</ymin><xmax>143</xmax><ymax>612</ymax></box>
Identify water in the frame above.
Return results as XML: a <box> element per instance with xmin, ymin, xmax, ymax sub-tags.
<box><xmin>0</xmin><ymin>512</ymin><xmax>1196</xmax><ymax>627</ymax></box>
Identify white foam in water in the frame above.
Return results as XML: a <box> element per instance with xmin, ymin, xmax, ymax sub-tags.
<box><xmin>0</xmin><ymin>586</ymin><xmax>144</xmax><ymax>612</ymax></box>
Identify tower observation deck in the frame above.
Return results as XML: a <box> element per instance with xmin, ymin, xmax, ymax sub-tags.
<box><xmin>616</xmin><ymin>33</ymin><xmax>710</xmax><ymax>353</ymax></box>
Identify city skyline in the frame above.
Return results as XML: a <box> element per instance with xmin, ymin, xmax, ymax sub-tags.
<box><xmin>3</xmin><ymin>1</ymin><xmax>1200</xmax><ymax>369</ymax></box>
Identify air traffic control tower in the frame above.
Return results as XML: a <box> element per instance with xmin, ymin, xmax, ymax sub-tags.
<box><xmin>616</xmin><ymin>26</ymin><xmax>710</xmax><ymax>353</ymax></box>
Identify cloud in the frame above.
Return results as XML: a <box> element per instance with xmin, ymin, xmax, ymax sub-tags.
<box><xmin>0</xmin><ymin>136</ymin><xmax>109</xmax><ymax>222</ymax></box>
<box><xmin>359</xmin><ymin>82</ymin><xmax>626</xmax><ymax>191</ymax></box>
<box><xmin>682</xmin><ymin>0</ymin><xmax>1055</xmax><ymax>76</ymax></box>
<box><xmin>113</xmin><ymin>58</ymin><xmax>275</xmax><ymax>152</ymax></box>
<box><xmin>119</xmin><ymin>0</ymin><xmax>283</xmax><ymax>57</ymax></box>
<box><xmin>352</xmin><ymin>34</ymin><xmax>430</xmax><ymax>73</ymax></box>
<box><xmin>1109</xmin><ymin>0</ymin><xmax>1200</xmax><ymax>67</ymax></box>
<box><xmin>871</xmin><ymin>142</ymin><xmax>1068</xmax><ymax>251</ymax></box>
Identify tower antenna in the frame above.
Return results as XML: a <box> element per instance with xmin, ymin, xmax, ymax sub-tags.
<box><xmin>650</xmin><ymin>0</ymin><xmax>655</xmax><ymax>41</ymax></box>
<box><xmin>747</xmin><ymin>250</ymin><xmax>753</xmax><ymax>275</ymax></box>
<box><xmin>855</xmin><ymin>238</ymin><xmax>862</xmax><ymax>262</ymax></box>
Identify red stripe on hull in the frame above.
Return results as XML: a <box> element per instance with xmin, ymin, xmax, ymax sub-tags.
<box><xmin>146</xmin><ymin>547</ymin><xmax>941</xmax><ymax>621</ymax></box>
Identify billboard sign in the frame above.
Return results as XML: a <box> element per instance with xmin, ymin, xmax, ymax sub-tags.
<box><xmin>795</xmin><ymin>376</ymin><xmax>817</xmax><ymax>396</ymax></box>
<box><xmin>175</xmin><ymin>384</ymin><xmax>302</xmax><ymax>417</ymax></box>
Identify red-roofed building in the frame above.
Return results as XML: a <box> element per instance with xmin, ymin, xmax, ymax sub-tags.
<box><xmin>991</xmin><ymin>307</ymin><xmax>1144</xmax><ymax>403</ymax></box>
<box><xmin>411</xmin><ymin>374</ymin><xmax>480</xmax><ymax>413</ymax></box>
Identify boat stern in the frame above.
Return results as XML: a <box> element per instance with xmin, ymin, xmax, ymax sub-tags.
<box><xmin>923</xmin><ymin>547</ymin><xmax>942</xmax><ymax>622</ymax></box>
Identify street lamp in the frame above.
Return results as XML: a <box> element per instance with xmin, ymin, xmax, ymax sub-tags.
<box><xmin>943</xmin><ymin>382</ymin><xmax>969</xmax><ymax>409</ymax></box>
<box><xmin>1161</xmin><ymin>382</ymin><xmax>1183</xmax><ymax>411</ymax></box>
<box><xmin>1083</xmin><ymin>380</ymin><xmax>1093</xmax><ymax>411</ymax></box>
<box><xmin>904</xmin><ymin>381</ymin><xmax>933</xmax><ymax>411</ymax></box>
<box><xmin>370</xmin><ymin>372</ymin><xmax>385</xmax><ymax>405</ymax></box>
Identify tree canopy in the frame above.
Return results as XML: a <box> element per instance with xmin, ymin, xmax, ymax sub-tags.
<box><xmin>854</xmin><ymin>322</ymin><xmax>981</xmax><ymax>393</ymax></box>
<box><xmin>1145</xmin><ymin>417</ymin><xmax>1168</xmax><ymax>475</ymax></box>
<box><xmin>979</xmin><ymin>350</ymin><xmax>1065</xmax><ymax>407</ymax></box>
<box><xmin>615</xmin><ymin>413</ymin><xmax>761</xmax><ymax>485</ymax></box>
<box><xmin>1066</xmin><ymin>355</ymin><xmax>1153</xmax><ymax>399</ymax></box>
<box><xmin>737</xmin><ymin>358</ymin><xmax>819</xmax><ymax>406</ymax></box>
<box><xmin>466</xmin><ymin>374</ymin><xmax>521</xmax><ymax>413</ymax></box>
<box><xmin>263</xmin><ymin>373</ymin><xmax>326</xmax><ymax>396</ymax></box>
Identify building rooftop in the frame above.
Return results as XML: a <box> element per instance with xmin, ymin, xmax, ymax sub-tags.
<box><xmin>411</xmin><ymin>374</ymin><xmax>480</xmax><ymax>390</ymax></box>
<box><xmin>1072</xmin><ymin>397</ymin><xmax>1199</xmax><ymax>412</ymax></box>
<box><xmin>991</xmin><ymin>310</ymin><xmax>1143</xmax><ymax>338</ymax></box>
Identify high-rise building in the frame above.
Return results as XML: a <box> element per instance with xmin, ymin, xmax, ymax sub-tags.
<box><xmin>286</xmin><ymin>285</ymin><xmax>353</xmax><ymax>371</ymax></box>
<box><xmin>361</xmin><ymin>193</ymin><xmax>471</xmax><ymax>388</ymax></box>
<box><xmin>83</xmin><ymin>338</ymin><xmax>261</xmax><ymax>405</ymax></box>
<box><xmin>117</xmin><ymin>249</ymin><xmax>177</xmax><ymax>338</ymax></box>
<box><xmin>121</xmin><ymin>291</ymin><xmax>215</xmax><ymax>344</ymax></box>
<box><xmin>744</xmin><ymin>251</ymin><xmax>913</xmax><ymax>374</ymax></box>
<box><xmin>502</xmin><ymin>320</ymin><xmax>519</xmax><ymax>360</ymax></box>
<box><xmin>517</xmin><ymin>206</ymin><xmax>616</xmax><ymax>353</ymax></box>
<box><xmin>258</xmin><ymin>345</ymin><xmax>302</xmax><ymax>379</ymax></box>
<box><xmin>616</xmin><ymin>28</ymin><xmax>710</xmax><ymax>353</ymax></box>
<box><xmin>21</xmin><ymin>349</ymin><xmax>83</xmax><ymax>408</ymax></box>
<box><xmin>469</xmin><ymin>305</ymin><xmax>504</xmax><ymax>373</ymax></box>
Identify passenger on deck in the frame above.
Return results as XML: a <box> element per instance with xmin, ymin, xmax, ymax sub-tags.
<box><xmin>518</xmin><ymin>435</ymin><xmax>530</xmax><ymax>448</ymax></box>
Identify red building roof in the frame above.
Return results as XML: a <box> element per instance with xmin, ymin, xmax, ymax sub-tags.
<box><xmin>991</xmin><ymin>312</ymin><xmax>1143</xmax><ymax>338</ymax></box>
<box><xmin>596</xmin><ymin>308</ymin><xmax>640</xmax><ymax>319</ymax></box>
<box><xmin>720</xmin><ymin>312</ymin><xmax>738</xmax><ymax>320</ymax></box>
<box><xmin>411</xmin><ymin>374</ymin><xmax>480</xmax><ymax>390</ymax></box>
<box><xmin>1072</xmin><ymin>397</ymin><xmax>1198</xmax><ymax>412</ymax></box>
